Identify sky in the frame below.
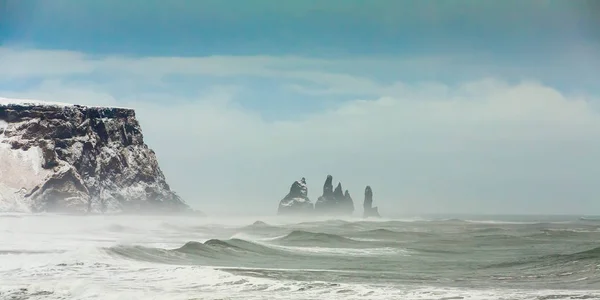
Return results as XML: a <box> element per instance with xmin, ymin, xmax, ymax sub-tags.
<box><xmin>0</xmin><ymin>0</ymin><xmax>599</xmax><ymax>216</ymax></box>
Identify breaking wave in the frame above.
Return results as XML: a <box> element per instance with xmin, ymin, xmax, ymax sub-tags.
<box><xmin>485</xmin><ymin>246</ymin><xmax>600</xmax><ymax>271</ymax></box>
<box><xmin>5</xmin><ymin>215</ymin><xmax>600</xmax><ymax>299</ymax></box>
<box><xmin>274</xmin><ymin>230</ymin><xmax>362</xmax><ymax>246</ymax></box>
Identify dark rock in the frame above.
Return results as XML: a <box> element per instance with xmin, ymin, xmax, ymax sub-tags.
<box><xmin>323</xmin><ymin>175</ymin><xmax>334</xmax><ymax>198</ymax></box>
<box><xmin>363</xmin><ymin>186</ymin><xmax>380</xmax><ymax>218</ymax></box>
<box><xmin>314</xmin><ymin>175</ymin><xmax>354</xmax><ymax>216</ymax></box>
<box><xmin>26</xmin><ymin>166</ymin><xmax>90</xmax><ymax>213</ymax></box>
<box><xmin>333</xmin><ymin>183</ymin><xmax>344</xmax><ymax>200</ymax></box>
<box><xmin>342</xmin><ymin>190</ymin><xmax>355</xmax><ymax>214</ymax></box>
<box><xmin>277</xmin><ymin>177</ymin><xmax>313</xmax><ymax>215</ymax></box>
<box><xmin>0</xmin><ymin>100</ymin><xmax>190</xmax><ymax>213</ymax></box>
<box><xmin>364</xmin><ymin>186</ymin><xmax>373</xmax><ymax>210</ymax></box>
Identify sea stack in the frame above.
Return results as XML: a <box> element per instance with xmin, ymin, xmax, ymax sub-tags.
<box><xmin>277</xmin><ymin>177</ymin><xmax>313</xmax><ymax>215</ymax></box>
<box><xmin>363</xmin><ymin>186</ymin><xmax>380</xmax><ymax>218</ymax></box>
<box><xmin>0</xmin><ymin>98</ymin><xmax>190</xmax><ymax>213</ymax></box>
<box><xmin>342</xmin><ymin>190</ymin><xmax>355</xmax><ymax>214</ymax></box>
<box><xmin>314</xmin><ymin>175</ymin><xmax>354</xmax><ymax>216</ymax></box>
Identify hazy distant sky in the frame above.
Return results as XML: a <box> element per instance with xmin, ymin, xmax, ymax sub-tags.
<box><xmin>1</xmin><ymin>0</ymin><xmax>599</xmax><ymax>215</ymax></box>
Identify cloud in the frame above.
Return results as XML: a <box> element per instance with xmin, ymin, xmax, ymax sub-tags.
<box><xmin>1</xmin><ymin>48</ymin><xmax>599</xmax><ymax>216</ymax></box>
<box><xmin>1</xmin><ymin>47</ymin><xmax>599</xmax><ymax>96</ymax></box>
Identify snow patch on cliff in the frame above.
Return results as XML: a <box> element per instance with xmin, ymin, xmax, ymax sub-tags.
<box><xmin>0</xmin><ymin>120</ymin><xmax>7</xmax><ymax>134</ymax></box>
<box><xmin>0</xmin><ymin>97</ymin><xmax>73</xmax><ymax>107</ymax></box>
<box><xmin>279</xmin><ymin>197</ymin><xmax>310</xmax><ymax>207</ymax></box>
<box><xmin>0</xmin><ymin>96</ymin><xmax>131</xmax><ymax>109</ymax></box>
<box><xmin>0</xmin><ymin>142</ymin><xmax>51</xmax><ymax>212</ymax></box>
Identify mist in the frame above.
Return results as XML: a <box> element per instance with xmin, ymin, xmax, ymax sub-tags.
<box><xmin>131</xmin><ymin>81</ymin><xmax>600</xmax><ymax>217</ymax></box>
<box><xmin>2</xmin><ymin>67</ymin><xmax>600</xmax><ymax>217</ymax></box>
<box><xmin>1</xmin><ymin>0</ymin><xmax>599</xmax><ymax>217</ymax></box>
<box><xmin>3</xmin><ymin>2</ymin><xmax>600</xmax><ymax>299</ymax></box>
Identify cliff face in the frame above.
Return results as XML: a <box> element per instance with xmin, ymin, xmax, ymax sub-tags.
<box><xmin>277</xmin><ymin>177</ymin><xmax>313</xmax><ymax>215</ymax></box>
<box><xmin>0</xmin><ymin>98</ymin><xmax>189</xmax><ymax>213</ymax></box>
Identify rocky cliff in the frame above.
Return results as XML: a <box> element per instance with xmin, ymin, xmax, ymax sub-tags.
<box><xmin>277</xmin><ymin>177</ymin><xmax>313</xmax><ymax>215</ymax></box>
<box><xmin>363</xmin><ymin>186</ymin><xmax>380</xmax><ymax>218</ymax></box>
<box><xmin>0</xmin><ymin>98</ymin><xmax>190</xmax><ymax>214</ymax></box>
<box><xmin>314</xmin><ymin>175</ymin><xmax>354</xmax><ymax>215</ymax></box>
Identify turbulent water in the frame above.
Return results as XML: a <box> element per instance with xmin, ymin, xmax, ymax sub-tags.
<box><xmin>2</xmin><ymin>214</ymin><xmax>600</xmax><ymax>299</ymax></box>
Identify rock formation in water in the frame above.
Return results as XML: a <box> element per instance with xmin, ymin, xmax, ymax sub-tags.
<box><xmin>314</xmin><ymin>175</ymin><xmax>334</xmax><ymax>211</ymax></box>
<box><xmin>363</xmin><ymin>186</ymin><xmax>380</xmax><ymax>218</ymax></box>
<box><xmin>314</xmin><ymin>175</ymin><xmax>354</xmax><ymax>215</ymax></box>
<box><xmin>277</xmin><ymin>177</ymin><xmax>314</xmax><ymax>215</ymax></box>
<box><xmin>0</xmin><ymin>98</ymin><xmax>190</xmax><ymax>214</ymax></box>
<box><xmin>342</xmin><ymin>190</ymin><xmax>354</xmax><ymax>214</ymax></box>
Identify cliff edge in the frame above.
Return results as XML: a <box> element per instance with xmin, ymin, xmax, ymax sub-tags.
<box><xmin>0</xmin><ymin>97</ymin><xmax>190</xmax><ymax>213</ymax></box>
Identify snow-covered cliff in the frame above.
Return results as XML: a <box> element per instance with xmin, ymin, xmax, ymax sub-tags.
<box><xmin>0</xmin><ymin>97</ymin><xmax>189</xmax><ymax>213</ymax></box>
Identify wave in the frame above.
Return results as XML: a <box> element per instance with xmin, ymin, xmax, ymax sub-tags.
<box><xmin>350</xmin><ymin>228</ymin><xmax>436</xmax><ymax>240</ymax></box>
<box><xmin>248</xmin><ymin>220</ymin><xmax>272</xmax><ymax>228</ymax></box>
<box><xmin>286</xmin><ymin>219</ymin><xmax>372</xmax><ymax>232</ymax></box>
<box><xmin>469</xmin><ymin>227</ymin><xmax>509</xmax><ymax>233</ymax></box>
<box><xmin>239</xmin><ymin>221</ymin><xmax>287</xmax><ymax>233</ymax></box>
<box><xmin>0</xmin><ymin>249</ymin><xmax>66</xmax><ymax>255</ymax></box>
<box><xmin>485</xmin><ymin>246</ymin><xmax>600</xmax><ymax>270</ymax></box>
<box><xmin>269</xmin><ymin>244</ymin><xmax>406</xmax><ymax>257</ymax></box>
<box><xmin>176</xmin><ymin>238</ymin><xmax>284</xmax><ymax>257</ymax></box>
<box><xmin>293</xmin><ymin>219</ymin><xmax>353</xmax><ymax>227</ymax></box>
<box><xmin>559</xmin><ymin>246</ymin><xmax>600</xmax><ymax>261</ymax></box>
<box><xmin>104</xmin><ymin>237</ymin><xmax>309</xmax><ymax>266</ymax></box>
<box><xmin>103</xmin><ymin>234</ymin><xmax>407</xmax><ymax>271</ymax></box>
<box><xmin>273</xmin><ymin>230</ymin><xmax>365</xmax><ymax>247</ymax></box>
<box><xmin>523</xmin><ymin>229</ymin><xmax>600</xmax><ymax>239</ymax></box>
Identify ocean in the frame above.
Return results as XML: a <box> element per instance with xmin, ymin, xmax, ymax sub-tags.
<box><xmin>1</xmin><ymin>213</ymin><xmax>600</xmax><ymax>300</ymax></box>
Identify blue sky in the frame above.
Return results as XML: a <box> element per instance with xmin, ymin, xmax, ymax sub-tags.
<box><xmin>1</xmin><ymin>1</ymin><xmax>599</xmax><ymax>215</ymax></box>
<box><xmin>3</xmin><ymin>0</ymin><xmax>598</xmax><ymax>55</ymax></box>
<box><xmin>2</xmin><ymin>1</ymin><xmax>599</xmax><ymax>96</ymax></box>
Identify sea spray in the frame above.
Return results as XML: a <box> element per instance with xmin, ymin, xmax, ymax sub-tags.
<box><xmin>2</xmin><ymin>214</ymin><xmax>600</xmax><ymax>299</ymax></box>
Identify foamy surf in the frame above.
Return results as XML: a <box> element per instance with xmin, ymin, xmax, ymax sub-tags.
<box><xmin>1</xmin><ymin>214</ymin><xmax>600</xmax><ymax>299</ymax></box>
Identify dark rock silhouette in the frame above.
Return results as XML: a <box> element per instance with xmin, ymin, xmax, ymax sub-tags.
<box><xmin>363</xmin><ymin>186</ymin><xmax>380</xmax><ymax>218</ymax></box>
<box><xmin>315</xmin><ymin>175</ymin><xmax>354</xmax><ymax>215</ymax></box>
<box><xmin>323</xmin><ymin>175</ymin><xmax>334</xmax><ymax>198</ymax></box>
<box><xmin>314</xmin><ymin>175</ymin><xmax>333</xmax><ymax>212</ymax></box>
<box><xmin>333</xmin><ymin>183</ymin><xmax>344</xmax><ymax>198</ymax></box>
<box><xmin>342</xmin><ymin>190</ymin><xmax>355</xmax><ymax>214</ymax></box>
<box><xmin>278</xmin><ymin>177</ymin><xmax>314</xmax><ymax>215</ymax></box>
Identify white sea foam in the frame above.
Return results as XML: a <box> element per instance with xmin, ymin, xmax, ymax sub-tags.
<box><xmin>267</xmin><ymin>243</ymin><xmax>408</xmax><ymax>256</ymax></box>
